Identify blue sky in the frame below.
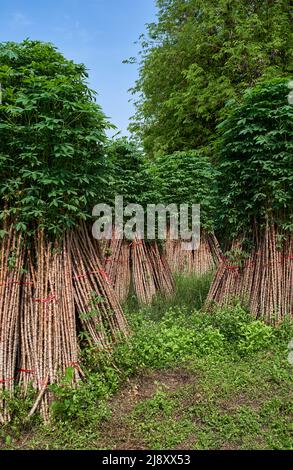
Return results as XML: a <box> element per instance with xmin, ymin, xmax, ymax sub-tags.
<box><xmin>0</xmin><ymin>0</ymin><xmax>156</xmax><ymax>135</ymax></box>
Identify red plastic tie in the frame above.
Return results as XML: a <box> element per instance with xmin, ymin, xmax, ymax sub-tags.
<box><xmin>35</xmin><ymin>379</ymin><xmax>47</xmax><ymax>387</ymax></box>
<box><xmin>68</xmin><ymin>362</ymin><xmax>79</xmax><ymax>368</ymax></box>
<box><xmin>10</xmin><ymin>279</ymin><xmax>34</xmax><ymax>286</ymax></box>
<box><xmin>73</xmin><ymin>270</ymin><xmax>112</xmax><ymax>284</ymax></box>
<box><xmin>0</xmin><ymin>377</ymin><xmax>15</xmax><ymax>383</ymax></box>
<box><xmin>0</xmin><ymin>279</ymin><xmax>34</xmax><ymax>286</ymax></box>
<box><xmin>73</xmin><ymin>273</ymin><xmax>88</xmax><ymax>281</ymax></box>
<box><xmin>98</xmin><ymin>269</ymin><xmax>111</xmax><ymax>283</ymax></box>
<box><xmin>105</xmin><ymin>258</ymin><xmax>127</xmax><ymax>266</ymax></box>
<box><xmin>256</xmin><ymin>251</ymin><xmax>264</xmax><ymax>256</ymax></box>
<box><xmin>244</xmin><ymin>261</ymin><xmax>254</xmax><ymax>268</ymax></box>
<box><xmin>224</xmin><ymin>265</ymin><xmax>239</xmax><ymax>271</ymax></box>
<box><xmin>17</xmin><ymin>369</ymin><xmax>34</xmax><ymax>374</ymax></box>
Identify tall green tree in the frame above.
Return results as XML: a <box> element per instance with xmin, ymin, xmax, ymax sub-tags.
<box><xmin>0</xmin><ymin>40</ymin><xmax>110</xmax><ymax>235</ymax></box>
<box><xmin>130</xmin><ymin>0</ymin><xmax>292</xmax><ymax>156</ymax></box>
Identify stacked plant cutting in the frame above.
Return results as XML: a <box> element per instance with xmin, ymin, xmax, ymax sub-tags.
<box><xmin>205</xmin><ymin>79</ymin><xmax>293</xmax><ymax>323</ymax></box>
<box><xmin>100</xmin><ymin>139</ymin><xmax>175</xmax><ymax>305</ymax></box>
<box><xmin>0</xmin><ymin>40</ymin><xmax>128</xmax><ymax>422</ymax></box>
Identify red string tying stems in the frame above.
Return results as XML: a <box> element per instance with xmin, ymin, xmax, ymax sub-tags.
<box><xmin>17</xmin><ymin>369</ymin><xmax>34</xmax><ymax>374</ymax></box>
<box><xmin>0</xmin><ymin>377</ymin><xmax>15</xmax><ymax>383</ymax></box>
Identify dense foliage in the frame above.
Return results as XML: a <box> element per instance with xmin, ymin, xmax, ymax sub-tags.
<box><xmin>216</xmin><ymin>78</ymin><xmax>293</xmax><ymax>237</ymax></box>
<box><xmin>149</xmin><ymin>150</ymin><xmax>218</xmax><ymax>230</ymax></box>
<box><xmin>103</xmin><ymin>143</ymin><xmax>218</xmax><ymax>231</ymax></box>
<box><xmin>130</xmin><ymin>0</ymin><xmax>292</xmax><ymax>156</ymax></box>
<box><xmin>104</xmin><ymin>138</ymin><xmax>153</xmax><ymax>207</ymax></box>
<box><xmin>0</xmin><ymin>40</ymin><xmax>110</xmax><ymax>235</ymax></box>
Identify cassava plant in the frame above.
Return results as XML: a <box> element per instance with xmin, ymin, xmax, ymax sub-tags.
<box><xmin>149</xmin><ymin>149</ymin><xmax>222</xmax><ymax>275</ymax></box>
<box><xmin>100</xmin><ymin>138</ymin><xmax>175</xmax><ymax>304</ymax></box>
<box><xmin>206</xmin><ymin>78</ymin><xmax>293</xmax><ymax>322</ymax></box>
<box><xmin>0</xmin><ymin>40</ymin><xmax>128</xmax><ymax>421</ymax></box>
<box><xmin>0</xmin><ymin>39</ymin><xmax>110</xmax><ymax>234</ymax></box>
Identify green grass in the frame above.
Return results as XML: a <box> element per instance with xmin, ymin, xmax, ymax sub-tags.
<box><xmin>120</xmin><ymin>316</ymin><xmax>293</xmax><ymax>450</ymax></box>
<box><xmin>123</xmin><ymin>271</ymin><xmax>213</xmax><ymax>321</ymax></box>
<box><xmin>1</xmin><ymin>274</ymin><xmax>292</xmax><ymax>450</ymax></box>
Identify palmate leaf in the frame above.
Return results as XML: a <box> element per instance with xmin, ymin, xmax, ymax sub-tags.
<box><xmin>0</xmin><ymin>48</ymin><xmax>18</xmax><ymax>60</ymax></box>
<box><xmin>216</xmin><ymin>78</ymin><xmax>293</xmax><ymax>236</ymax></box>
<box><xmin>15</xmin><ymin>222</ymin><xmax>27</xmax><ymax>232</ymax></box>
<box><xmin>0</xmin><ymin>40</ymin><xmax>111</xmax><ymax>235</ymax></box>
<box><xmin>5</xmin><ymin>106</ymin><xmax>25</xmax><ymax>115</ymax></box>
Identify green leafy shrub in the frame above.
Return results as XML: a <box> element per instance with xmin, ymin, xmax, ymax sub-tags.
<box><xmin>273</xmin><ymin>317</ymin><xmax>293</xmax><ymax>344</ymax></box>
<box><xmin>0</xmin><ymin>40</ymin><xmax>110</xmax><ymax>235</ymax></box>
<box><xmin>216</xmin><ymin>78</ymin><xmax>293</xmax><ymax>237</ymax></box>
<box><xmin>114</xmin><ymin>308</ymin><xmax>226</xmax><ymax>372</ymax></box>
<box><xmin>237</xmin><ymin>321</ymin><xmax>274</xmax><ymax>355</ymax></box>
<box><xmin>50</xmin><ymin>367</ymin><xmax>115</xmax><ymax>425</ymax></box>
<box><xmin>103</xmin><ymin>138</ymin><xmax>153</xmax><ymax>208</ymax></box>
<box><xmin>115</xmin><ymin>317</ymin><xmax>195</xmax><ymax>370</ymax></box>
<box><xmin>193</xmin><ymin>327</ymin><xmax>225</xmax><ymax>356</ymax></box>
<box><xmin>209</xmin><ymin>303</ymin><xmax>253</xmax><ymax>342</ymax></box>
<box><xmin>0</xmin><ymin>384</ymin><xmax>39</xmax><ymax>439</ymax></box>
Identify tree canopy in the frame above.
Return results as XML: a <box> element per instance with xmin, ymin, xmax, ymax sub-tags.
<box><xmin>0</xmin><ymin>39</ymin><xmax>110</xmax><ymax>236</ymax></box>
<box><xmin>130</xmin><ymin>0</ymin><xmax>292</xmax><ymax>156</ymax></box>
